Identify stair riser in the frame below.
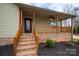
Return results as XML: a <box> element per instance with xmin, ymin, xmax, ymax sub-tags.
<box><xmin>16</xmin><ymin>33</ymin><xmax>37</xmax><ymax>56</ymax></box>
<box><xmin>17</xmin><ymin>47</ymin><xmax>37</xmax><ymax>53</ymax></box>
<box><xmin>17</xmin><ymin>46</ymin><xmax>36</xmax><ymax>50</ymax></box>
<box><xmin>16</xmin><ymin>52</ymin><xmax>37</xmax><ymax>56</ymax></box>
<box><xmin>20</xmin><ymin>40</ymin><xmax>35</xmax><ymax>42</ymax></box>
<box><xmin>19</xmin><ymin>42</ymin><xmax>35</xmax><ymax>45</ymax></box>
<box><xmin>20</xmin><ymin>40</ymin><xmax>34</xmax><ymax>42</ymax></box>
<box><xmin>22</xmin><ymin>34</ymin><xmax>33</xmax><ymax>36</ymax></box>
<box><xmin>20</xmin><ymin>38</ymin><xmax>34</xmax><ymax>41</ymax></box>
<box><xmin>21</xmin><ymin>36</ymin><xmax>34</xmax><ymax>39</ymax></box>
<box><xmin>16</xmin><ymin>50</ymin><xmax>37</xmax><ymax>56</ymax></box>
<box><xmin>18</xmin><ymin>43</ymin><xmax>35</xmax><ymax>46</ymax></box>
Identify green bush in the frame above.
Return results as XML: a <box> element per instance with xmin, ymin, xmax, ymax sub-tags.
<box><xmin>77</xmin><ymin>25</ymin><xmax>79</xmax><ymax>33</ymax></box>
<box><xmin>73</xmin><ymin>24</ymin><xmax>79</xmax><ymax>34</ymax></box>
<box><xmin>73</xmin><ymin>26</ymin><xmax>76</xmax><ymax>33</ymax></box>
<box><xmin>46</xmin><ymin>38</ymin><xmax>56</xmax><ymax>48</ymax></box>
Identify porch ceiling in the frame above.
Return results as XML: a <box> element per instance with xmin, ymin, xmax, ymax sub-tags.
<box><xmin>17</xmin><ymin>3</ymin><xmax>76</xmax><ymax>21</ymax></box>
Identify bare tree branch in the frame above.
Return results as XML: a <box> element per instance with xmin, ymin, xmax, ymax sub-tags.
<box><xmin>62</xmin><ymin>4</ymin><xmax>74</xmax><ymax>27</ymax></box>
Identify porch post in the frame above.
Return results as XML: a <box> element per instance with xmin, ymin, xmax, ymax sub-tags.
<box><xmin>21</xmin><ymin>10</ymin><xmax>23</xmax><ymax>26</ymax></box>
<box><xmin>33</xmin><ymin>12</ymin><xmax>36</xmax><ymax>32</ymax></box>
<box><xmin>56</xmin><ymin>16</ymin><xmax>59</xmax><ymax>33</ymax></box>
<box><xmin>71</xmin><ymin>18</ymin><xmax>73</xmax><ymax>41</ymax></box>
<box><xmin>19</xmin><ymin>9</ymin><xmax>23</xmax><ymax>30</ymax></box>
<box><xmin>32</xmin><ymin>12</ymin><xmax>39</xmax><ymax>48</ymax></box>
<box><xmin>19</xmin><ymin>9</ymin><xmax>21</xmax><ymax>29</ymax></box>
<box><xmin>61</xmin><ymin>21</ymin><xmax>62</xmax><ymax>32</ymax></box>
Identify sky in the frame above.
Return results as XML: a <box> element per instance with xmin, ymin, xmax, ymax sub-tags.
<box><xmin>27</xmin><ymin>3</ymin><xmax>79</xmax><ymax>12</ymax></box>
<box><xmin>26</xmin><ymin>3</ymin><xmax>79</xmax><ymax>26</ymax></box>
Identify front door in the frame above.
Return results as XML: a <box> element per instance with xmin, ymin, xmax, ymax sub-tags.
<box><xmin>24</xmin><ymin>18</ymin><xmax>32</xmax><ymax>33</ymax></box>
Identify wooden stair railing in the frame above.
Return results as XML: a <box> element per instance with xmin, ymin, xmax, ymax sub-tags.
<box><xmin>13</xmin><ymin>25</ymin><xmax>22</xmax><ymax>56</ymax></box>
<box><xmin>33</xmin><ymin>26</ymin><xmax>39</xmax><ymax>48</ymax></box>
<box><xmin>36</xmin><ymin>25</ymin><xmax>71</xmax><ymax>33</ymax></box>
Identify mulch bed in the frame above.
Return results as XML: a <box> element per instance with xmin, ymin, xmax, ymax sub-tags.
<box><xmin>37</xmin><ymin>42</ymin><xmax>79</xmax><ymax>56</ymax></box>
<box><xmin>0</xmin><ymin>44</ymin><xmax>13</xmax><ymax>56</ymax></box>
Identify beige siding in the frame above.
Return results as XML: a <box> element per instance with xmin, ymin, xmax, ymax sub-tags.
<box><xmin>35</xmin><ymin>17</ymin><xmax>50</xmax><ymax>25</ymax></box>
<box><xmin>0</xmin><ymin>4</ymin><xmax>19</xmax><ymax>38</ymax></box>
<box><xmin>35</xmin><ymin>16</ymin><xmax>52</xmax><ymax>33</ymax></box>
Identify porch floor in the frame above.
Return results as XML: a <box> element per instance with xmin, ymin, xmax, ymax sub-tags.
<box><xmin>38</xmin><ymin>42</ymin><xmax>79</xmax><ymax>56</ymax></box>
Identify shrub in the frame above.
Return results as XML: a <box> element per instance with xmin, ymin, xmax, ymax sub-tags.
<box><xmin>73</xmin><ymin>26</ymin><xmax>76</xmax><ymax>34</ymax></box>
<box><xmin>46</xmin><ymin>38</ymin><xmax>56</xmax><ymax>48</ymax></box>
<box><xmin>77</xmin><ymin>25</ymin><xmax>79</xmax><ymax>33</ymax></box>
<box><xmin>73</xmin><ymin>24</ymin><xmax>79</xmax><ymax>34</ymax></box>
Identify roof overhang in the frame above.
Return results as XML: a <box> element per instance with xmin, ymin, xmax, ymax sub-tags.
<box><xmin>16</xmin><ymin>3</ymin><xmax>77</xmax><ymax>21</ymax></box>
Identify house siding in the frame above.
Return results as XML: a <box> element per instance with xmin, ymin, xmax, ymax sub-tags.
<box><xmin>0</xmin><ymin>4</ymin><xmax>19</xmax><ymax>38</ymax></box>
<box><xmin>35</xmin><ymin>16</ymin><xmax>51</xmax><ymax>33</ymax></box>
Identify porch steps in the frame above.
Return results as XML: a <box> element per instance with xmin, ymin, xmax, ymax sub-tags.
<box><xmin>16</xmin><ymin>33</ymin><xmax>37</xmax><ymax>56</ymax></box>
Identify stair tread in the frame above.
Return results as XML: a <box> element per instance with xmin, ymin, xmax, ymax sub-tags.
<box><xmin>16</xmin><ymin>50</ymin><xmax>37</xmax><ymax>56</ymax></box>
<box><xmin>22</xmin><ymin>35</ymin><xmax>33</xmax><ymax>36</ymax></box>
<box><xmin>22</xmin><ymin>35</ymin><xmax>34</xmax><ymax>37</ymax></box>
<box><xmin>18</xmin><ymin>41</ymin><xmax>35</xmax><ymax>45</ymax></box>
<box><xmin>20</xmin><ymin>40</ymin><xmax>34</xmax><ymax>42</ymax></box>
<box><xmin>17</xmin><ymin>45</ymin><xmax>36</xmax><ymax>49</ymax></box>
<box><xmin>22</xmin><ymin>33</ymin><xmax>33</xmax><ymax>35</ymax></box>
<box><xmin>20</xmin><ymin>37</ymin><xmax>34</xmax><ymax>39</ymax></box>
<box><xmin>20</xmin><ymin>39</ymin><xmax>35</xmax><ymax>41</ymax></box>
<box><xmin>20</xmin><ymin>38</ymin><xmax>34</xmax><ymax>41</ymax></box>
<box><xmin>18</xmin><ymin>43</ymin><xmax>35</xmax><ymax>46</ymax></box>
<box><xmin>20</xmin><ymin>38</ymin><xmax>35</xmax><ymax>41</ymax></box>
<box><xmin>16</xmin><ymin>47</ymin><xmax>37</xmax><ymax>53</ymax></box>
<box><xmin>21</xmin><ymin>37</ymin><xmax>34</xmax><ymax>39</ymax></box>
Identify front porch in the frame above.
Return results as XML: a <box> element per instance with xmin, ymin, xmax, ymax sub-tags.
<box><xmin>20</xmin><ymin>5</ymin><xmax>75</xmax><ymax>44</ymax></box>
<box><xmin>22</xmin><ymin>12</ymin><xmax>74</xmax><ymax>44</ymax></box>
<box><xmin>13</xmin><ymin>4</ymin><xmax>76</xmax><ymax>56</ymax></box>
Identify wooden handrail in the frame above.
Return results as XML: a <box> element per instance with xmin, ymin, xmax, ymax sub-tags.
<box><xmin>13</xmin><ymin>25</ymin><xmax>22</xmax><ymax>56</ymax></box>
<box><xmin>34</xmin><ymin>32</ymin><xmax>39</xmax><ymax>48</ymax></box>
<box><xmin>36</xmin><ymin>25</ymin><xmax>71</xmax><ymax>33</ymax></box>
<box><xmin>33</xmin><ymin>26</ymin><xmax>39</xmax><ymax>48</ymax></box>
<box><xmin>13</xmin><ymin>9</ymin><xmax>23</xmax><ymax>56</ymax></box>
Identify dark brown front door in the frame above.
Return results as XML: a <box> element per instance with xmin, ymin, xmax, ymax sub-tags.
<box><xmin>24</xmin><ymin>18</ymin><xmax>32</xmax><ymax>33</ymax></box>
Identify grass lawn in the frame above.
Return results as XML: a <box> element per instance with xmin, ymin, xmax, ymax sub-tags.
<box><xmin>73</xmin><ymin>35</ymin><xmax>79</xmax><ymax>39</ymax></box>
<box><xmin>73</xmin><ymin>35</ymin><xmax>79</xmax><ymax>42</ymax></box>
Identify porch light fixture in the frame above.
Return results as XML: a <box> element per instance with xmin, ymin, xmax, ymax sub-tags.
<box><xmin>49</xmin><ymin>16</ymin><xmax>55</xmax><ymax>21</ymax></box>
